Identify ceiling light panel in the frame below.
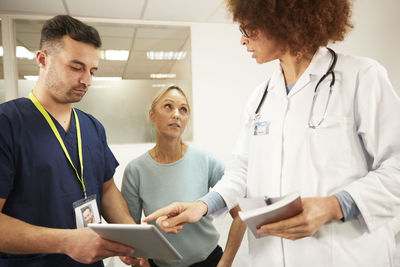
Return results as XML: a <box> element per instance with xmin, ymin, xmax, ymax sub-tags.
<box><xmin>150</xmin><ymin>73</ymin><xmax>177</xmax><ymax>79</ymax></box>
<box><xmin>24</xmin><ymin>75</ymin><xmax>38</xmax><ymax>80</ymax></box>
<box><xmin>147</xmin><ymin>51</ymin><xmax>186</xmax><ymax>60</ymax></box>
<box><xmin>100</xmin><ymin>50</ymin><xmax>130</xmax><ymax>61</ymax></box>
<box><xmin>16</xmin><ymin>46</ymin><xmax>35</xmax><ymax>59</ymax></box>
<box><xmin>92</xmin><ymin>77</ymin><xmax>122</xmax><ymax>81</ymax></box>
<box><xmin>152</xmin><ymin>83</ymin><xmax>175</xmax><ymax>88</ymax></box>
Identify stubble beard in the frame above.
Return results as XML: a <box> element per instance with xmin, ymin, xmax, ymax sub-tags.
<box><xmin>45</xmin><ymin>62</ymin><xmax>88</xmax><ymax>104</ymax></box>
<box><xmin>46</xmin><ymin>77</ymin><xmax>87</xmax><ymax>104</ymax></box>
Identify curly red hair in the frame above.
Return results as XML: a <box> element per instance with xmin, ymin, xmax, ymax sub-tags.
<box><xmin>226</xmin><ymin>0</ymin><xmax>353</xmax><ymax>56</ymax></box>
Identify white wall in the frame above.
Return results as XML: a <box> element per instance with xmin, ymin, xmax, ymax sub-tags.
<box><xmin>108</xmin><ymin>1</ymin><xmax>400</xmax><ymax>266</ymax></box>
<box><xmin>190</xmin><ymin>23</ymin><xmax>274</xmax><ymax>162</ymax></box>
<box><xmin>332</xmin><ymin>0</ymin><xmax>400</xmax><ymax>93</ymax></box>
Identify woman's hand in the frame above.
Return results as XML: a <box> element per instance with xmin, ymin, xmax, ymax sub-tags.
<box><xmin>143</xmin><ymin>201</ymin><xmax>208</xmax><ymax>234</ymax></box>
<box><xmin>119</xmin><ymin>256</ymin><xmax>147</xmax><ymax>266</ymax></box>
<box><xmin>257</xmin><ymin>196</ymin><xmax>343</xmax><ymax>240</ymax></box>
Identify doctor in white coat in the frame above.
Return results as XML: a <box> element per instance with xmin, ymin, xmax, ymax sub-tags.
<box><xmin>144</xmin><ymin>0</ymin><xmax>400</xmax><ymax>266</ymax></box>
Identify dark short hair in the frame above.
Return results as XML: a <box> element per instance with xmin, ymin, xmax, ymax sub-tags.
<box><xmin>81</xmin><ymin>205</ymin><xmax>92</xmax><ymax>213</ymax></box>
<box><xmin>40</xmin><ymin>15</ymin><xmax>101</xmax><ymax>49</ymax></box>
<box><xmin>226</xmin><ymin>0</ymin><xmax>353</xmax><ymax>56</ymax></box>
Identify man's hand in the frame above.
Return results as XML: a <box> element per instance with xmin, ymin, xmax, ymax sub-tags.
<box><xmin>142</xmin><ymin>201</ymin><xmax>208</xmax><ymax>234</ymax></box>
<box><xmin>257</xmin><ymin>196</ymin><xmax>343</xmax><ymax>240</ymax></box>
<box><xmin>61</xmin><ymin>228</ymin><xmax>135</xmax><ymax>264</ymax></box>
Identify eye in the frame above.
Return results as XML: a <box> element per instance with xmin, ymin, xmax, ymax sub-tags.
<box><xmin>180</xmin><ymin>107</ymin><xmax>188</xmax><ymax>113</ymax></box>
<box><xmin>90</xmin><ymin>68</ymin><xmax>97</xmax><ymax>77</ymax></box>
<box><xmin>164</xmin><ymin>104</ymin><xmax>172</xmax><ymax>109</ymax></box>
<box><xmin>70</xmin><ymin>65</ymin><xmax>82</xmax><ymax>72</ymax></box>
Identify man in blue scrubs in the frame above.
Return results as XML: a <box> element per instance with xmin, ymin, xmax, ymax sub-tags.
<box><xmin>0</xmin><ymin>15</ymin><xmax>141</xmax><ymax>266</ymax></box>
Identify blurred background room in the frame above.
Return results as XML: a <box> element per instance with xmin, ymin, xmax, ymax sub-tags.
<box><xmin>1</xmin><ymin>0</ymin><xmax>399</xmax><ymax>266</ymax></box>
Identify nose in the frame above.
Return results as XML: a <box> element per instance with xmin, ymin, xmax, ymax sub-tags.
<box><xmin>80</xmin><ymin>71</ymin><xmax>92</xmax><ymax>88</ymax></box>
<box><xmin>241</xmin><ymin>35</ymin><xmax>248</xmax><ymax>46</ymax></box>
<box><xmin>172</xmin><ymin>108</ymin><xmax>180</xmax><ymax>119</ymax></box>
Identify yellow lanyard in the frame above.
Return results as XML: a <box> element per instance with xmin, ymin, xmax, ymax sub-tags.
<box><xmin>29</xmin><ymin>91</ymin><xmax>86</xmax><ymax>198</ymax></box>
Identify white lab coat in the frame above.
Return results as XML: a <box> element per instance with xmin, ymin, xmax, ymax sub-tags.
<box><xmin>212</xmin><ymin>47</ymin><xmax>400</xmax><ymax>266</ymax></box>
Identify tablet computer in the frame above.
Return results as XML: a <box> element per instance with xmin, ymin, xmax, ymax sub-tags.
<box><xmin>88</xmin><ymin>223</ymin><xmax>182</xmax><ymax>260</ymax></box>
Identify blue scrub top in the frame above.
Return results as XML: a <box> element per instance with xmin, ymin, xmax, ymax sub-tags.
<box><xmin>0</xmin><ymin>98</ymin><xmax>119</xmax><ymax>266</ymax></box>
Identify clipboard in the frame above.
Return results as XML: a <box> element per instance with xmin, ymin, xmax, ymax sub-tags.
<box><xmin>88</xmin><ymin>223</ymin><xmax>182</xmax><ymax>260</ymax></box>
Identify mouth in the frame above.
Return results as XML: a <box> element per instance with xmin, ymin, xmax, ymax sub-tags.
<box><xmin>168</xmin><ymin>123</ymin><xmax>181</xmax><ymax>128</ymax></box>
<box><xmin>73</xmin><ymin>87</ymin><xmax>87</xmax><ymax>95</ymax></box>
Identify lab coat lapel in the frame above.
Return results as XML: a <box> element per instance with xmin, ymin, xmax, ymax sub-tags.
<box><xmin>287</xmin><ymin>47</ymin><xmax>332</xmax><ymax>98</ymax></box>
<box><xmin>287</xmin><ymin>71</ymin><xmax>312</xmax><ymax>97</ymax></box>
<box><xmin>270</xmin><ymin>66</ymin><xmax>289</xmax><ymax>99</ymax></box>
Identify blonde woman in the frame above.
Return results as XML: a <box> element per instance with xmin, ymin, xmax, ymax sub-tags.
<box><xmin>121</xmin><ymin>86</ymin><xmax>245</xmax><ymax>267</ymax></box>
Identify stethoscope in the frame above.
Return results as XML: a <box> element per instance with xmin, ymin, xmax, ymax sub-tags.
<box><xmin>254</xmin><ymin>48</ymin><xmax>337</xmax><ymax>129</ymax></box>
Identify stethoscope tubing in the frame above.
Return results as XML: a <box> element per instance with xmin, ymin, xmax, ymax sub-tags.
<box><xmin>254</xmin><ymin>48</ymin><xmax>337</xmax><ymax>118</ymax></box>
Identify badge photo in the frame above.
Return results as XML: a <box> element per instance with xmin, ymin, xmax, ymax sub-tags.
<box><xmin>73</xmin><ymin>194</ymin><xmax>101</xmax><ymax>228</ymax></box>
<box><xmin>253</xmin><ymin>121</ymin><xmax>269</xmax><ymax>136</ymax></box>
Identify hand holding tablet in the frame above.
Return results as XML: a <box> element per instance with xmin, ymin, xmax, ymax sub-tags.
<box><xmin>88</xmin><ymin>224</ymin><xmax>182</xmax><ymax>260</ymax></box>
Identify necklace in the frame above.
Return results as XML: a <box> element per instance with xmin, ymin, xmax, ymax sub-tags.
<box><xmin>152</xmin><ymin>142</ymin><xmax>186</xmax><ymax>164</ymax></box>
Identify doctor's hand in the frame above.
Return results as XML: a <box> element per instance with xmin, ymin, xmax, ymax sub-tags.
<box><xmin>256</xmin><ymin>196</ymin><xmax>343</xmax><ymax>240</ymax></box>
<box><xmin>142</xmin><ymin>201</ymin><xmax>208</xmax><ymax>234</ymax></box>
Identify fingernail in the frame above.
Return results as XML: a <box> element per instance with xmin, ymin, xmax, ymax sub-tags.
<box><xmin>163</xmin><ymin>221</ymin><xmax>169</xmax><ymax>227</ymax></box>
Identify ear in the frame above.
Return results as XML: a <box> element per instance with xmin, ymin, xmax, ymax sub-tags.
<box><xmin>149</xmin><ymin>110</ymin><xmax>155</xmax><ymax>122</ymax></box>
<box><xmin>36</xmin><ymin>50</ymin><xmax>47</xmax><ymax>69</ymax></box>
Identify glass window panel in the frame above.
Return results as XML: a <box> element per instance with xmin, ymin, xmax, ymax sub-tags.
<box><xmin>15</xmin><ymin>19</ymin><xmax>192</xmax><ymax>144</ymax></box>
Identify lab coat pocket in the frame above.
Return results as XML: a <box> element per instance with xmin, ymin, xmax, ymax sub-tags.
<box><xmin>332</xmin><ymin>220</ymin><xmax>394</xmax><ymax>266</ymax></box>
<box><xmin>307</xmin><ymin>116</ymin><xmax>355</xmax><ymax>171</ymax></box>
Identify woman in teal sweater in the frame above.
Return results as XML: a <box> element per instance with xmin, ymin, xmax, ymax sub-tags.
<box><xmin>121</xmin><ymin>86</ymin><xmax>245</xmax><ymax>267</ymax></box>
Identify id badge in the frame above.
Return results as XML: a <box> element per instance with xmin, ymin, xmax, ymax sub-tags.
<box><xmin>253</xmin><ymin>121</ymin><xmax>269</xmax><ymax>136</ymax></box>
<box><xmin>73</xmin><ymin>194</ymin><xmax>101</xmax><ymax>228</ymax></box>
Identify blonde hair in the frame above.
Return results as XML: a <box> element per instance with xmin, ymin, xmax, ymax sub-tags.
<box><xmin>149</xmin><ymin>85</ymin><xmax>191</xmax><ymax>114</ymax></box>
